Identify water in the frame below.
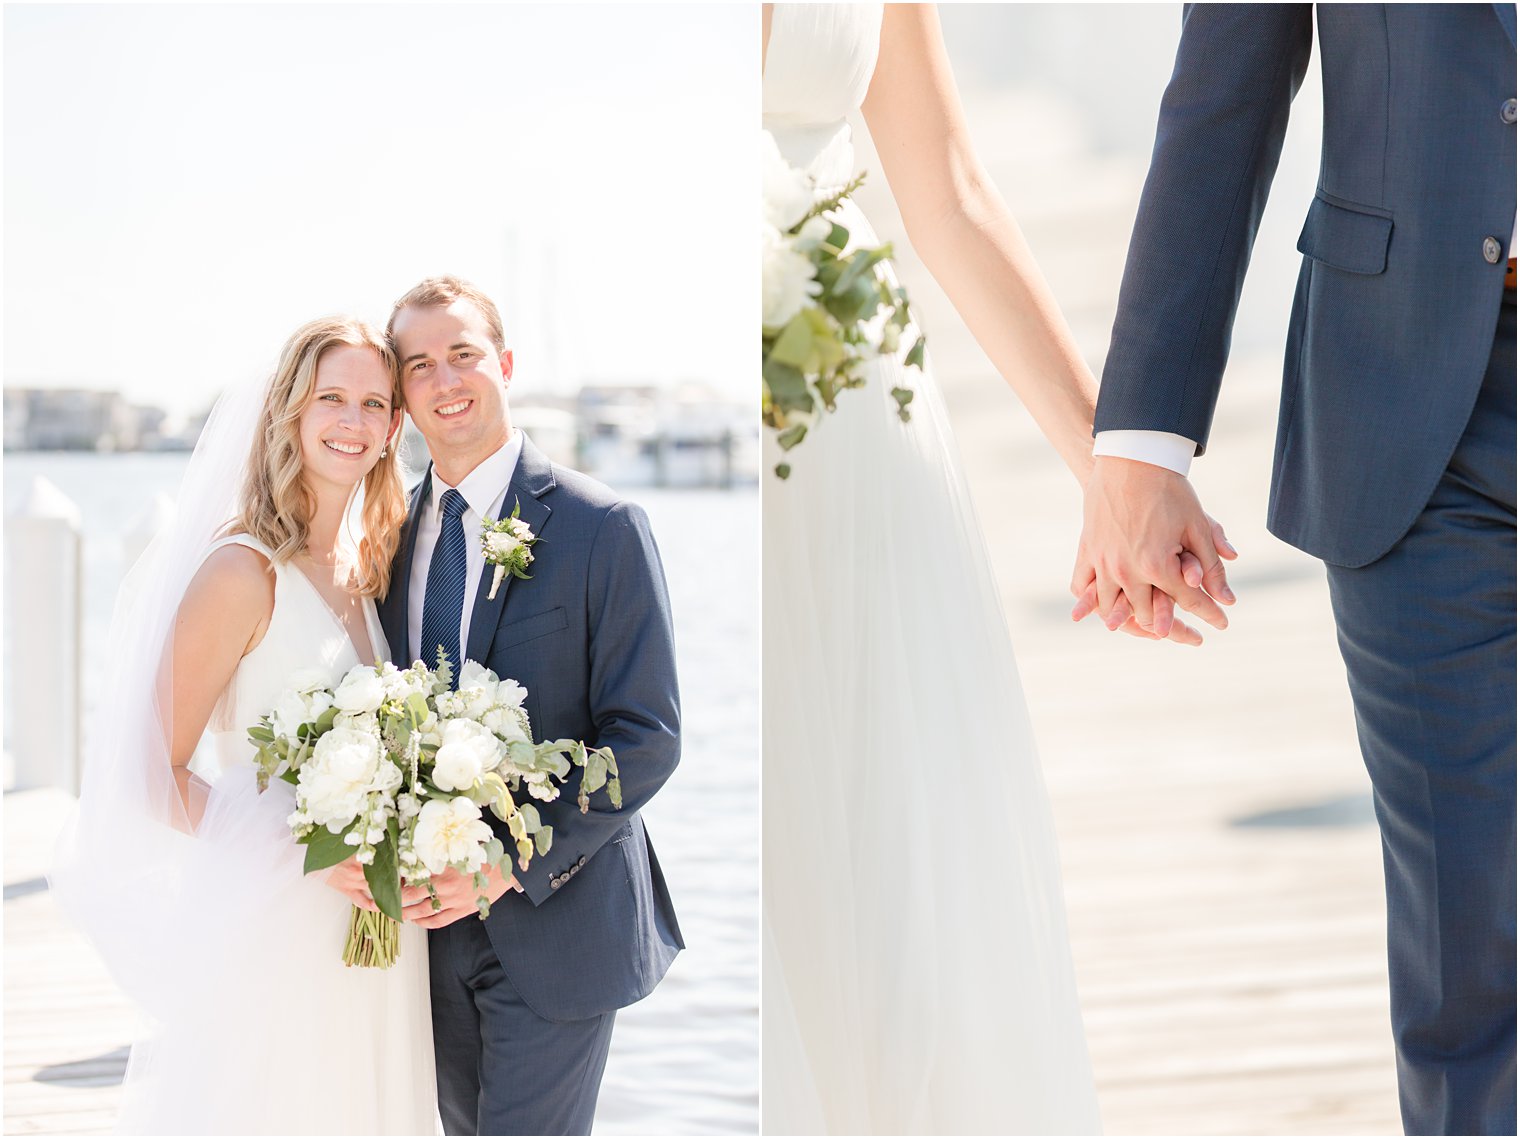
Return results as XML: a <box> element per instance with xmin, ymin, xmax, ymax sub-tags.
<box><xmin>2</xmin><ymin>452</ymin><xmax>759</xmax><ymax>1135</ymax></box>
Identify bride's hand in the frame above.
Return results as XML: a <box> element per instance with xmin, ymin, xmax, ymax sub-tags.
<box><xmin>1069</xmin><ymin>545</ymin><xmax>1223</xmax><ymax>648</ymax></box>
<box><xmin>402</xmin><ymin>864</ymin><xmax>520</xmax><ymax>930</ymax></box>
<box><xmin>324</xmin><ymin>855</ymin><xmax>379</xmax><ymax>911</ymax></box>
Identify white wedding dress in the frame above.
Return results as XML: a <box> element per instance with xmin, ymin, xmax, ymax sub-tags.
<box><xmin>113</xmin><ymin>534</ymin><xmax>440</xmax><ymax>1135</ymax></box>
<box><xmin>762</xmin><ymin>5</ymin><xmax>1102</xmax><ymax>1133</ymax></box>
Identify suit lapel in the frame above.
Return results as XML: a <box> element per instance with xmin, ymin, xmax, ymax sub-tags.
<box><xmin>1496</xmin><ymin>3</ymin><xmax>1516</xmax><ymax>49</ymax></box>
<box><xmin>382</xmin><ymin>468</ymin><xmax>431</xmax><ymax>665</ymax></box>
<box><xmin>463</xmin><ymin>434</ymin><xmax>555</xmax><ymax>667</ymax></box>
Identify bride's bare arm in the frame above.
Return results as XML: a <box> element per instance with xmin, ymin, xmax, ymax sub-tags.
<box><xmin>861</xmin><ymin>3</ymin><xmax>1097</xmax><ymax>484</ymax></box>
<box><xmin>165</xmin><ymin>545</ymin><xmax>273</xmax><ymax>825</ymax></box>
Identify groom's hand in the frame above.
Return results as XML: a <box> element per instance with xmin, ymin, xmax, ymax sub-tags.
<box><xmin>402</xmin><ymin>864</ymin><xmax>520</xmax><ymax>930</ymax></box>
<box><xmin>1071</xmin><ymin>456</ymin><xmax>1237</xmax><ymax>640</ymax></box>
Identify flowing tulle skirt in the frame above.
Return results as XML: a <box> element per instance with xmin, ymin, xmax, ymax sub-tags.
<box><xmin>114</xmin><ymin>764</ymin><xmax>440</xmax><ymax>1135</ymax></box>
<box><xmin>761</xmin><ymin>202</ymin><xmax>1101</xmax><ymax>1135</ymax></box>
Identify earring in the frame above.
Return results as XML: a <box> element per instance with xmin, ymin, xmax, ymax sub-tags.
<box><xmin>380</xmin><ymin>447</ymin><xmax>388</xmax><ymax>459</ymax></box>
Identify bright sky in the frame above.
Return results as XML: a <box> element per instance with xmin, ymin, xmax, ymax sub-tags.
<box><xmin>4</xmin><ymin>3</ymin><xmax>756</xmax><ymax>417</ymax></box>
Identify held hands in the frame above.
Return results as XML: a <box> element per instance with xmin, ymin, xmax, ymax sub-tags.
<box><xmin>1070</xmin><ymin>456</ymin><xmax>1238</xmax><ymax>645</ymax></box>
<box><xmin>400</xmin><ymin>863</ymin><xmax>521</xmax><ymax>931</ymax></box>
<box><xmin>323</xmin><ymin>856</ymin><xmax>521</xmax><ymax>928</ymax></box>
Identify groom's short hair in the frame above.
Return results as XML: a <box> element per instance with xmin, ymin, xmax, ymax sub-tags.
<box><xmin>387</xmin><ymin>275</ymin><xmax>506</xmax><ymax>352</ymax></box>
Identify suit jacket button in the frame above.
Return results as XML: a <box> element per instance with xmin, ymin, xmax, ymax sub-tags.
<box><xmin>1483</xmin><ymin>236</ymin><xmax>1503</xmax><ymax>264</ymax></box>
<box><xmin>569</xmin><ymin>864</ymin><xmax>579</xmax><ymax>877</ymax></box>
<box><xmin>577</xmin><ymin>856</ymin><xmax>587</xmax><ymax>868</ymax></box>
<box><xmin>550</xmin><ymin>875</ymin><xmax>562</xmax><ymax>889</ymax></box>
<box><xmin>1502</xmin><ymin>98</ymin><xmax>1517</xmax><ymax>124</ymax></box>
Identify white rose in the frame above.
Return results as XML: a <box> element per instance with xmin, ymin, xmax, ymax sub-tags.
<box><xmin>333</xmin><ymin>666</ymin><xmax>385</xmax><ymax>714</ymax></box>
<box><xmin>762</xmin><ymin>129</ymin><xmax>815</xmax><ymax>232</ymax></box>
<box><xmin>296</xmin><ymin>727</ymin><xmax>382</xmax><ymax>828</ymax></box>
<box><xmin>411</xmin><ymin>796</ymin><xmax>495</xmax><ymax>876</ymax></box>
<box><xmin>484</xmin><ymin>531</ymin><xmax>522</xmax><ymax>559</ymax></box>
<box><xmin>507</xmin><ymin>519</ymin><xmax>533</xmax><ymax>541</ymax></box>
<box><xmin>763</xmin><ymin>223</ymin><xmax>821</xmax><ymax>329</ymax></box>
<box><xmin>431</xmin><ymin>718</ymin><xmax>503</xmax><ymax>792</ymax></box>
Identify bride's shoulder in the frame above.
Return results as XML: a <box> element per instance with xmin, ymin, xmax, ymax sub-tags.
<box><xmin>188</xmin><ymin>535</ymin><xmax>277</xmax><ymax>612</ymax></box>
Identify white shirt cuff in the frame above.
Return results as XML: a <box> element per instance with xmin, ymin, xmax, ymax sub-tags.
<box><xmin>1092</xmin><ymin>430</ymin><xmax>1198</xmax><ymax>476</ymax></box>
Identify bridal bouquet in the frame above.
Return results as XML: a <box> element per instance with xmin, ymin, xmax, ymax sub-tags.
<box><xmin>761</xmin><ymin>129</ymin><xmax>925</xmax><ymax>479</ymax></box>
<box><xmin>247</xmin><ymin>655</ymin><xmax>619</xmax><ymax>968</ymax></box>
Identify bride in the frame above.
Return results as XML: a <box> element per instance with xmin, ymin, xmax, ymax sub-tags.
<box><xmin>51</xmin><ymin>316</ymin><xmax>440</xmax><ymax>1134</ymax></box>
<box><xmin>762</xmin><ymin>5</ymin><xmax>1229</xmax><ymax>1133</ymax></box>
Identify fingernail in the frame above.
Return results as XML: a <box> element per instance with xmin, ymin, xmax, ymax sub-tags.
<box><xmin>1221</xmin><ymin>587</ymin><xmax>1236</xmax><ymax>603</ymax></box>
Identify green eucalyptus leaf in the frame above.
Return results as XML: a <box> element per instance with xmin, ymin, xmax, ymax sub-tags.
<box><xmin>904</xmin><ymin>336</ymin><xmax>927</xmax><ymax>370</ymax></box>
<box><xmin>768</xmin><ymin>312</ymin><xmax>815</xmax><ymax>367</ymax></box>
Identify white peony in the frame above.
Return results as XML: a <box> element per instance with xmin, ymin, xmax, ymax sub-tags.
<box><xmin>296</xmin><ymin>727</ymin><xmax>382</xmax><ymax>828</ymax></box>
<box><xmin>457</xmin><ymin>661</ymin><xmax>499</xmax><ymax>692</ymax></box>
<box><xmin>431</xmin><ymin>718</ymin><xmax>503</xmax><ymax>792</ymax></box>
<box><xmin>461</xmin><ymin>686</ymin><xmax>495</xmax><ymax>720</ymax></box>
<box><xmin>373</xmin><ymin>759</ymin><xmax>404</xmax><ymax>795</ymax></box>
<box><xmin>334</xmin><ymin>710</ymin><xmax>378</xmax><ymax>735</ymax></box>
<box><xmin>494</xmin><ymin>678</ymin><xmax>528</xmax><ymax>709</ymax></box>
<box><xmin>762</xmin><ymin>129</ymin><xmax>815</xmax><ymax>232</ymax></box>
<box><xmin>411</xmin><ymin>796</ymin><xmax>494</xmax><ymax>876</ymax></box>
<box><xmin>763</xmin><ymin>223</ymin><xmax>821</xmax><ymax>329</ymax></box>
<box><xmin>289</xmin><ymin>667</ymin><xmax>335</xmax><ymax>694</ymax></box>
<box><xmin>333</xmin><ymin>666</ymin><xmax>385</xmax><ymax>714</ymax></box>
<box><xmin>270</xmin><ymin>684</ymin><xmax>334</xmax><ymax>741</ymax></box>
<box><xmin>483</xmin><ymin>705</ymin><xmax>529</xmax><ymax>744</ymax></box>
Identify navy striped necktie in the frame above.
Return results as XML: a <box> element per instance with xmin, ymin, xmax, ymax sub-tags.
<box><xmin>419</xmin><ymin>488</ymin><xmax>469</xmax><ymax>686</ymax></box>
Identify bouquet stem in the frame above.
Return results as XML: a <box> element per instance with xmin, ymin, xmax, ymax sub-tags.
<box><xmin>342</xmin><ymin>905</ymin><xmax>400</xmax><ymax>969</ymax></box>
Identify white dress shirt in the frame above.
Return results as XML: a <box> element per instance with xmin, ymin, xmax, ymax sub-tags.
<box><xmin>407</xmin><ymin>430</ymin><xmax>524</xmax><ymax>665</ymax></box>
<box><xmin>1091</xmin><ymin>428</ymin><xmax>1197</xmax><ymax>475</ymax></box>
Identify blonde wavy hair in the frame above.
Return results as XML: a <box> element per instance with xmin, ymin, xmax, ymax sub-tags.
<box><xmin>234</xmin><ymin>315</ymin><xmax>406</xmax><ymax>598</ymax></box>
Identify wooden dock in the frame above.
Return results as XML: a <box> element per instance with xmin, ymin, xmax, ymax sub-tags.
<box><xmin>847</xmin><ymin>80</ymin><xmax>1403</xmax><ymax>1132</ymax></box>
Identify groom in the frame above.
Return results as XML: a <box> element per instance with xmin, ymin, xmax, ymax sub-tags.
<box><xmin>376</xmin><ymin>276</ymin><xmax>684</xmax><ymax>1135</ymax></box>
<box><xmin>1075</xmin><ymin>5</ymin><xmax>1515</xmax><ymax>1135</ymax></box>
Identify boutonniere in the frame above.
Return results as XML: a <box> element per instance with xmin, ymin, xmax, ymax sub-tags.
<box><xmin>480</xmin><ymin>499</ymin><xmax>539</xmax><ymax>600</ymax></box>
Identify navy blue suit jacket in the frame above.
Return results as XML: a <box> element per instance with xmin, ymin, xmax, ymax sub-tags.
<box><xmin>1095</xmin><ymin>3</ymin><xmax>1517</xmax><ymax>566</ymax></box>
<box><xmin>378</xmin><ymin>434</ymin><xmax>683</xmax><ymax>1021</ymax></box>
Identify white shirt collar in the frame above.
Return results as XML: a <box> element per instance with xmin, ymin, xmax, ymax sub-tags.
<box><xmin>427</xmin><ymin>429</ymin><xmax>523</xmax><ymax>523</ymax></box>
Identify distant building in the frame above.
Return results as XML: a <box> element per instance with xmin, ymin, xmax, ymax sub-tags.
<box><xmin>3</xmin><ymin>382</ymin><xmax>757</xmax><ymax>486</ymax></box>
<box><xmin>3</xmin><ymin>388</ymin><xmax>199</xmax><ymax>452</ymax></box>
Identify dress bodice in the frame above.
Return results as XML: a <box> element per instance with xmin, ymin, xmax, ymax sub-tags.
<box><xmin>205</xmin><ymin>534</ymin><xmax>385</xmax><ymax>770</ymax></box>
<box><xmin>762</xmin><ymin>3</ymin><xmax>883</xmax><ymax>187</ymax></box>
